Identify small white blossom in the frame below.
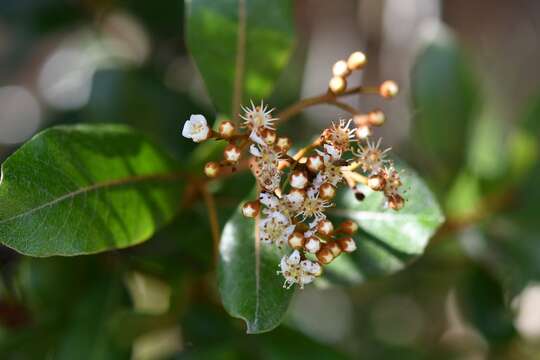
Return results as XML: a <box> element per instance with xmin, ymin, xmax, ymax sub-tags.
<box><xmin>298</xmin><ymin>189</ymin><xmax>331</xmax><ymax>221</ymax></box>
<box><xmin>241</xmin><ymin>100</ymin><xmax>277</xmax><ymax>131</ymax></box>
<box><xmin>325</xmin><ymin>119</ymin><xmax>355</xmax><ymax>149</ymax></box>
<box><xmin>259</xmin><ymin>213</ymin><xmax>295</xmax><ymax>248</ymax></box>
<box><xmin>278</xmin><ymin>250</ymin><xmax>321</xmax><ymax>289</ymax></box>
<box><xmin>182</xmin><ymin>114</ymin><xmax>210</xmax><ymax>142</ymax></box>
<box><xmin>354</xmin><ymin>138</ymin><xmax>390</xmax><ymax>174</ymax></box>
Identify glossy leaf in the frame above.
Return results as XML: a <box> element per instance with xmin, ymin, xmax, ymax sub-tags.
<box><xmin>329</xmin><ymin>162</ymin><xmax>444</xmax><ymax>283</ymax></box>
<box><xmin>0</xmin><ymin>124</ymin><xmax>184</xmax><ymax>256</ymax></box>
<box><xmin>218</xmin><ymin>204</ymin><xmax>293</xmax><ymax>334</ymax></box>
<box><xmin>186</xmin><ymin>0</ymin><xmax>295</xmax><ymax>116</ymax></box>
<box><xmin>411</xmin><ymin>32</ymin><xmax>479</xmax><ymax>178</ymax></box>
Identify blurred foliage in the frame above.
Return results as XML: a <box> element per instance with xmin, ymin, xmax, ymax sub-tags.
<box><xmin>0</xmin><ymin>0</ymin><xmax>539</xmax><ymax>359</ymax></box>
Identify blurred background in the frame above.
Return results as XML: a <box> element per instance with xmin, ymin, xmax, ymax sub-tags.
<box><xmin>1</xmin><ymin>0</ymin><xmax>540</xmax><ymax>359</ymax></box>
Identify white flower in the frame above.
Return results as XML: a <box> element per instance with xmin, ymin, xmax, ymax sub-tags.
<box><xmin>182</xmin><ymin>114</ymin><xmax>210</xmax><ymax>142</ymax></box>
<box><xmin>298</xmin><ymin>188</ymin><xmax>331</xmax><ymax>221</ymax></box>
<box><xmin>241</xmin><ymin>100</ymin><xmax>277</xmax><ymax>132</ymax></box>
<box><xmin>353</xmin><ymin>138</ymin><xmax>390</xmax><ymax>173</ymax></box>
<box><xmin>325</xmin><ymin>119</ymin><xmax>355</xmax><ymax>149</ymax></box>
<box><xmin>251</xmin><ymin>144</ymin><xmax>282</xmax><ymax>191</ymax></box>
<box><xmin>259</xmin><ymin>213</ymin><xmax>295</xmax><ymax>248</ymax></box>
<box><xmin>278</xmin><ymin>250</ymin><xmax>321</xmax><ymax>289</ymax></box>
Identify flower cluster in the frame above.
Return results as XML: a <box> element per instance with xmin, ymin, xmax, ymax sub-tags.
<box><xmin>182</xmin><ymin>50</ymin><xmax>405</xmax><ymax>289</ymax></box>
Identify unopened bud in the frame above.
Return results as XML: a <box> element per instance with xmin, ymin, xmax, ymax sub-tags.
<box><xmin>317</xmin><ymin>219</ymin><xmax>334</xmax><ymax>236</ymax></box>
<box><xmin>332</xmin><ymin>60</ymin><xmax>350</xmax><ymax>77</ymax></box>
<box><xmin>224</xmin><ymin>144</ymin><xmax>241</xmax><ymax>163</ymax></box>
<box><xmin>287</xmin><ymin>188</ymin><xmax>306</xmax><ymax>204</ymax></box>
<box><xmin>368</xmin><ymin>174</ymin><xmax>386</xmax><ymax>191</ymax></box>
<box><xmin>242</xmin><ymin>200</ymin><xmax>260</xmax><ymax>218</ymax></box>
<box><xmin>261</xmin><ymin>129</ymin><xmax>276</xmax><ymax>145</ymax></box>
<box><xmin>327</xmin><ymin>241</ymin><xmax>342</xmax><ymax>257</ymax></box>
<box><xmin>388</xmin><ymin>193</ymin><xmax>404</xmax><ymax>211</ymax></box>
<box><xmin>379</xmin><ymin>80</ymin><xmax>399</xmax><ymax>99</ymax></box>
<box><xmin>319</xmin><ymin>182</ymin><xmax>336</xmax><ymax>200</ymax></box>
<box><xmin>305</xmin><ymin>237</ymin><xmax>321</xmax><ymax>254</ymax></box>
<box><xmin>347</xmin><ymin>51</ymin><xmax>367</xmax><ymax>70</ymax></box>
<box><xmin>316</xmin><ymin>246</ymin><xmax>334</xmax><ymax>264</ymax></box>
<box><xmin>276</xmin><ymin>137</ymin><xmax>292</xmax><ymax>152</ymax></box>
<box><xmin>204</xmin><ymin>162</ymin><xmax>220</xmax><ymax>178</ymax></box>
<box><xmin>353</xmin><ymin>114</ymin><xmax>369</xmax><ymax>127</ymax></box>
<box><xmin>339</xmin><ymin>220</ymin><xmax>358</xmax><ymax>235</ymax></box>
<box><xmin>368</xmin><ymin>110</ymin><xmax>385</xmax><ymax>127</ymax></box>
<box><xmin>288</xmin><ymin>232</ymin><xmax>305</xmax><ymax>249</ymax></box>
<box><xmin>329</xmin><ymin>76</ymin><xmax>347</xmax><ymax>94</ymax></box>
<box><xmin>218</xmin><ymin>121</ymin><xmax>235</xmax><ymax>138</ymax></box>
<box><xmin>291</xmin><ymin>171</ymin><xmax>308</xmax><ymax>189</ymax></box>
<box><xmin>337</xmin><ymin>237</ymin><xmax>357</xmax><ymax>253</ymax></box>
<box><xmin>356</xmin><ymin>125</ymin><xmax>371</xmax><ymax>140</ymax></box>
<box><xmin>307</xmin><ymin>155</ymin><xmax>324</xmax><ymax>173</ymax></box>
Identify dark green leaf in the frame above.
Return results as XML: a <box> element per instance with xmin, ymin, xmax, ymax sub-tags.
<box><xmin>186</xmin><ymin>0</ymin><xmax>295</xmax><ymax>116</ymax></box>
<box><xmin>411</xmin><ymin>33</ymin><xmax>479</xmax><ymax>179</ymax></box>
<box><xmin>330</xmin><ymin>162</ymin><xmax>444</xmax><ymax>283</ymax></box>
<box><xmin>0</xmin><ymin>124</ymin><xmax>184</xmax><ymax>256</ymax></box>
<box><xmin>218</xmin><ymin>204</ymin><xmax>293</xmax><ymax>334</ymax></box>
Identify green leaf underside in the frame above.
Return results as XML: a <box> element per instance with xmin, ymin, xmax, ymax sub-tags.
<box><xmin>218</xmin><ymin>206</ymin><xmax>293</xmax><ymax>334</ymax></box>
<box><xmin>328</xmin><ymin>162</ymin><xmax>444</xmax><ymax>284</ymax></box>
<box><xmin>186</xmin><ymin>0</ymin><xmax>295</xmax><ymax>116</ymax></box>
<box><xmin>0</xmin><ymin>124</ymin><xmax>184</xmax><ymax>257</ymax></box>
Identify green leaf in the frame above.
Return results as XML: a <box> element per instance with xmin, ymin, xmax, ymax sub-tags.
<box><xmin>411</xmin><ymin>31</ymin><xmax>479</xmax><ymax>179</ymax></box>
<box><xmin>330</xmin><ymin>162</ymin><xmax>445</xmax><ymax>283</ymax></box>
<box><xmin>186</xmin><ymin>0</ymin><xmax>295</xmax><ymax>116</ymax></box>
<box><xmin>0</xmin><ymin>124</ymin><xmax>184</xmax><ymax>256</ymax></box>
<box><xmin>218</xmin><ymin>204</ymin><xmax>293</xmax><ymax>334</ymax></box>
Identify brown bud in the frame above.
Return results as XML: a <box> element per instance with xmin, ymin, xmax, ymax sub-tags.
<box><xmin>347</xmin><ymin>51</ymin><xmax>367</xmax><ymax>70</ymax></box>
<box><xmin>379</xmin><ymin>80</ymin><xmax>399</xmax><ymax>99</ymax></box>
<box><xmin>316</xmin><ymin>247</ymin><xmax>334</xmax><ymax>264</ymax></box>
<box><xmin>319</xmin><ymin>182</ymin><xmax>336</xmax><ymax>200</ymax></box>
<box><xmin>354</xmin><ymin>188</ymin><xmax>365</xmax><ymax>201</ymax></box>
<box><xmin>242</xmin><ymin>200</ymin><xmax>260</xmax><ymax>218</ymax></box>
<box><xmin>337</xmin><ymin>237</ymin><xmax>357</xmax><ymax>253</ymax></box>
<box><xmin>306</xmin><ymin>155</ymin><xmax>324</xmax><ymax>173</ymax></box>
<box><xmin>388</xmin><ymin>193</ymin><xmax>404</xmax><ymax>211</ymax></box>
<box><xmin>368</xmin><ymin>174</ymin><xmax>386</xmax><ymax>191</ymax></box>
<box><xmin>291</xmin><ymin>170</ymin><xmax>308</xmax><ymax>189</ymax></box>
<box><xmin>260</xmin><ymin>128</ymin><xmax>276</xmax><ymax>145</ymax></box>
<box><xmin>317</xmin><ymin>220</ymin><xmax>334</xmax><ymax>237</ymax></box>
<box><xmin>329</xmin><ymin>76</ymin><xmax>347</xmax><ymax>94</ymax></box>
<box><xmin>204</xmin><ymin>162</ymin><xmax>220</xmax><ymax>178</ymax></box>
<box><xmin>288</xmin><ymin>232</ymin><xmax>305</xmax><ymax>249</ymax></box>
<box><xmin>304</xmin><ymin>236</ymin><xmax>321</xmax><ymax>254</ymax></box>
<box><xmin>353</xmin><ymin>114</ymin><xmax>370</xmax><ymax>127</ymax></box>
<box><xmin>368</xmin><ymin>110</ymin><xmax>385</xmax><ymax>127</ymax></box>
<box><xmin>218</xmin><ymin>120</ymin><xmax>235</xmax><ymax>138</ymax></box>
<box><xmin>332</xmin><ymin>60</ymin><xmax>350</xmax><ymax>77</ymax></box>
<box><xmin>339</xmin><ymin>220</ymin><xmax>358</xmax><ymax>235</ymax></box>
<box><xmin>276</xmin><ymin>137</ymin><xmax>292</xmax><ymax>152</ymax></box>
<box><xmin>223</xmin><ymin>144</ymin><xmax>241</xmax><ymax>163</ymax></box>
<box><xmin>327</xmin><ymin>241</ymin><xmax>342</xmax><ymax>257</ymax></box>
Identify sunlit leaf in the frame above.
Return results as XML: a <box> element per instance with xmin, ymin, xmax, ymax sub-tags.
<box><xmin>0</xmin><ymin>124</ymin><xmax>184</xmax><ymax>256</ymax></box>
<box><xmin>218</xmin><ymin>204</ymin><xmax>293</xmax><ymax>334</ymax></box>
<box><xmin>186</xmin><ymin>0</ymin><xmax>295</xmax><ymax>116</ymax></box>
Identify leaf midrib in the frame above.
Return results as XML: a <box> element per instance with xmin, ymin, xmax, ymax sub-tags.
<box><xmin>0</xmin><ymin>170</ymin><xmax>185</xmax><ymax>225</ymax></box>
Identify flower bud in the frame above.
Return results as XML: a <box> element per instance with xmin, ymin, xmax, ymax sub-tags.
<box><xmin>261</xmin><ymin>129</ymin><xmax>276</xmax><ymax>145</ymax></box>
<box><xmin>306</xmin><ymin>155</ymin><xmax>324</xmax><ymax>173</ymax></box>
<box><xmin>305</xmin><ymin>237</ymin><xmax>321</xmax><ymax>253</ymax></box>
<box><xmin>276</xmin><ymin>137</ymin><xmax>292</xmax><ymax>152</ymax></box>
<box><xmin>223</xmin><ymin>144</ymin><xmax>241</xmax><ymax>163</ymax></box>
<box><xmin>242</xmin><ymin>200</ymin><xmax>260</xmax><ymax>218</ymax></box>
<box><xmin>327</xmin><ymin>241</ymin><xmax>342</xmax><ymax>257</ymax></box>
<box><xmin>288</xmin><ymin>232</ymin><xmax>305</xmax><ymax>249</ymax></box>
<box><xmin>317</xmin><ymin>219</ymin><xmax>334</xmax><ymax>236</ymax></box>
<box><xmin>218</xmin><ymin>120</ymin><xmax>235</xmax><ymax>138</ymax></box>
<box><xmin>347</xmin><ymin>51</ymin><xmax>367</xmax><ymax>70</ymax></box>
<box><xmin>354</xmin><ymin>186</ymin><xmax>365</xmax><ymax>201</ymax></box>
<box><xmin>353</xmin><ymin>114</ymin><xmax>369</xmax><ymax>127</ymax></box>
<box><xmin>319</xmin><ymin>182</ymin><xmax>336</xmax><ymax>200</ymax></box>
<box><xmin>329</xmin><ymin>76</ymin><xmax>347</xmax><ymax>94</ymax></box>
<box><xmin>204</xmin><ymin>162</ymin><xmax>220</xmax><ymax>178</ymax></box>
<box><xmin>316</xmin><ymin>246</ymin><xmax>334</xmax><ymax>264</ymax></box>
<box><xmin>379</xmin><ymin>80</ymin><xmax>399</xmax><ymax>99</ymax></box>
<box><xmin>339</xmin><ymin>220</ymin><xmax>358</xmax><ymax>235</ymax></box>
<box><xmin>291</xmin><ymin>171</ymin><xmax>308</xmax><ymax>189</ymax></box>
<box><xmin>368</xmin><ymin>174</ymin><xmax>386</xmax><ymax>191</ymax></box>
<box><xmin>332</xmin><ymin>60</ymin><xmax>350</xmax><ymax>77</ymax></box>
<box><xmin>287</xmin><ymin>188</ymin><xmax>306</xmax><ymax>205</ymax></box>
<box><xmin>356</xmin><ymin>125</ymin><xmax>371</xmax><ymax>140</ymax></box>
<box><xmin>368</xmin><ymin>110</ymin><xmax>385</xmax><ymax>127</ymax></box>
<box><xmin>387</xmin><ymin>193</ymin><xmax>404</xmax><ymax>211</ymax></box>
<box><xmin>337</xmin><ymin>237</ymin><xmax>357</xmax><ymax>253</ymax></box>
